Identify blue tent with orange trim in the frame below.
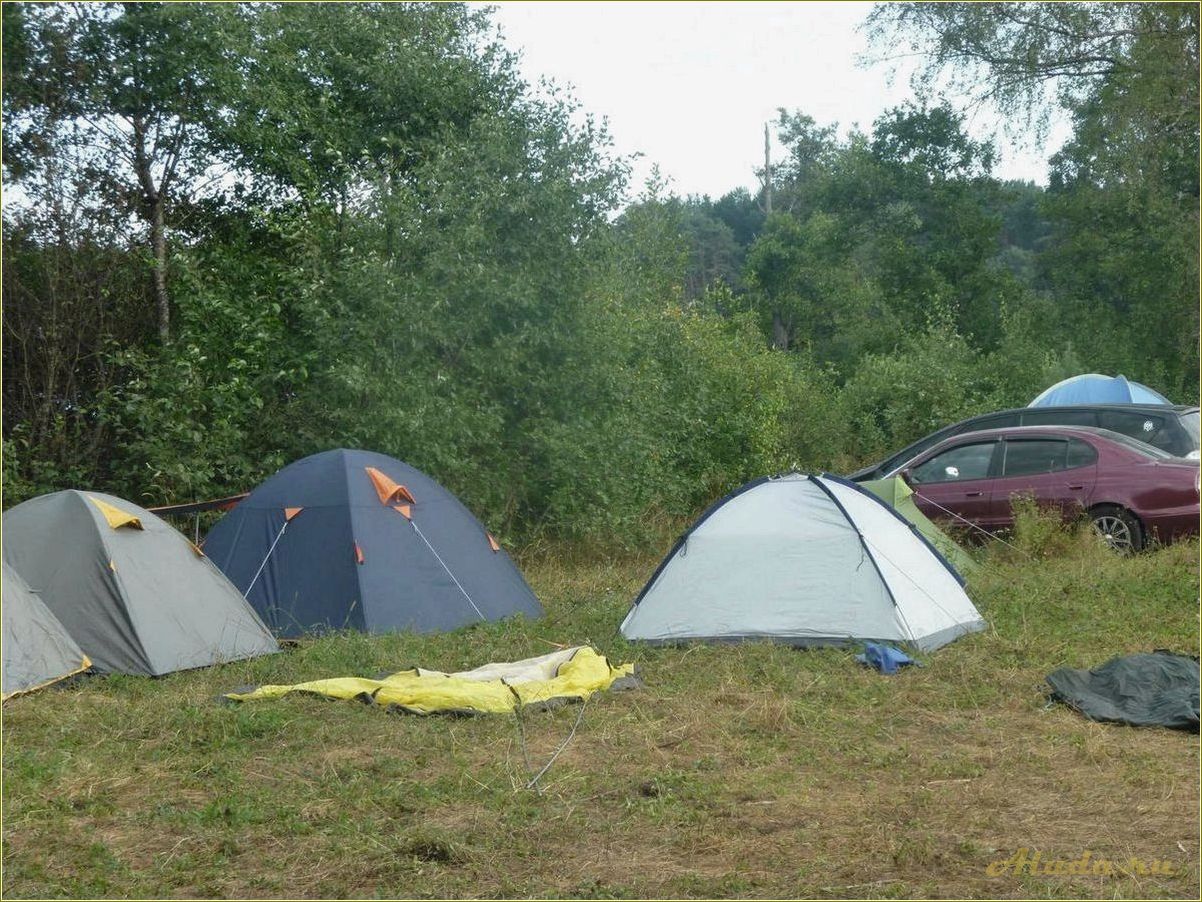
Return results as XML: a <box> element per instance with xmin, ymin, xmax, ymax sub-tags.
<box><xmin>203</xmin><ymin>449</ymin><xmax>542</xmax><ymax>637</ymax></box>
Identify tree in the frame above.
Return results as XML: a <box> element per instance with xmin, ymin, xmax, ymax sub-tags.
<box><xmin>868</xmin><ymin>1</ymin><xmax>1199</xmax><ymax>399</ymax></box>
<box><xmin>4</xmin><ymin>2</ymin><xmax>635</xmax><ymax>515</ymax></box>
<box><xmin>710</xmin><ymin>187</ymin><xmax>765</xmax><ymax>248</ymax></box>
<box><xmin>4</xmin><ymin>2</ymin><xmax>246</xmax><ymax>342</ymax></box>
<box><xmin>865</xmin><ymin>3</ymin><xmax>1198</xmax><ymax>137</ymax></box>
<box><xmin>743</xmin><ymin>103</ymin><xmax>1012</xmax><ymax>359</ymax></box>
<box><xmin>766</xmin><ymin>110</ymin><xmax>839</xmax><ymax>217</ymax></box>
<box><xmin>745</xmin><ymin>211</ymin><xmax>878</xmax><ymax>354</ymax></box>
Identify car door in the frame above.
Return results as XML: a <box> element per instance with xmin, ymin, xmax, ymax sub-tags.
<box><xmin>904</xmin><ymin>439</ymin><xmax>1001</xmax><ymax>528</ymax></box>
<box><xmin>988</xmin><ymin>436</ymin><xmax>1098</xmax><ymax>527</ymax></box>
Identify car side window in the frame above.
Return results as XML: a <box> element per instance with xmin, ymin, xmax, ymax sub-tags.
<box><xmin>910</xmin><ymin>442</ymin><xmax>996</xmax><ymax>484</ymax></box>
<box><xmin>1066</xmin><ymin>438</ymin><xmax>1097</xmax><ymax>469</ymax></box>
<box><xmin>1020</xmin><ymin>409</ymin><xmax>1098</xmax><ymax>427</ymax></box>
<box><xmin>1098</xmin><ymin>410</ymin><xmax>1167</xmax><ymax>448</ymax></box>
<box><xmin>1002</xmin><ymin>439</ymin><xmax>1067</xmax><ymax>477</ymax></box>
<box><xmin>958</xmin><ymin>413</ymin><xmax>1018</xmax><ymax>434</ymax></box>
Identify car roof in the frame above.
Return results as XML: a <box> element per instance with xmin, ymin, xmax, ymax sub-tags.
<box><xmin>969</xmin><ymin>403</ymin><xmax>1198</xmax><ymax>416</ymax></box>
<box><xmin>937</xmin><ymin>424</ymin><xmax>1114</xmax><ymax>441</ymax></box>
<box><xmin>852</xmin><ymin>402</ymin><xmax>1199</xmax><ymax>480</ymax></box>
<box><xmin>884</xmin><ymin>425</ymin><xmax>1150</xmax><ymax>476</ymax></box>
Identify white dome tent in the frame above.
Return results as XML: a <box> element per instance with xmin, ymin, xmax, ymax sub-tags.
<box><xmin>620</xmin><ymin>473</ymin><xmax>986</xmax><ymax>651</ymax></box>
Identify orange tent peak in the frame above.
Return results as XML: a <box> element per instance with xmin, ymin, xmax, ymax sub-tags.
<box><xmin>393</xmin><ymin>503</ymin><xmax>413</xmax><ymax>520</ymax></box>
<box><xmin>284</xmin><ymin>507</ymin><xmax>304</xmax><ymax>522</ymax></box>
<box><xmin>365</xmin><ymin>467</ymin><xmax>416</xmax><ymax>506</ymax></box>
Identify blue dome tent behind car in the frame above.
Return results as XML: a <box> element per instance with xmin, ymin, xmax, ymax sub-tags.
<box><xmin>1029</xmin><ymin>373</ymin><xmax>1171</xmax><ymax>407</ymax></box>
<box><xmin>204</xmin><ymin>449</ymin><xmax>543</xmax><ymax>637</ymax></box>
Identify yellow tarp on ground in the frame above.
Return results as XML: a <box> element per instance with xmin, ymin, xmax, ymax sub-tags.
<box><xmin>225</xmin><ymin>646</ymin><xmax>635</xmax><ymax>715</ymax></box>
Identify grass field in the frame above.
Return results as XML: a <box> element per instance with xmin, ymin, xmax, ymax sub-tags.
<box><xmin>2</xmin><ymin>526</ymin><xmax>1199</xmax><ymax>899</ymax></box>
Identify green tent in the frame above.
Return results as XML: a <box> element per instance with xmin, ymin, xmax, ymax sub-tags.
<box><xmin>862</xmin><ymin>477</ymin><xmax>978</xmax><ymax>576</ymax></box>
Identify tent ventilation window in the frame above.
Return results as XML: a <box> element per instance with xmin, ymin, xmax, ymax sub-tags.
<box><xmin>89</xmin><ymin>496</ymin><xmax>144</xmax><ymax>530</ymax></box>
<box><xmin>366</xmin><ymin>467</ymin><xmax>416</xmax><ymax>506</ymax></box>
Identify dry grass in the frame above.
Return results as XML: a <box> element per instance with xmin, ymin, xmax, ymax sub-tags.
<box><xmin>2</xmin><ymin>534</ymin><xmax>1199</xmax><ymax>899</ymax></box>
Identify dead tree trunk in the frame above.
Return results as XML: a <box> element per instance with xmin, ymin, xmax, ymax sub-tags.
<box><xmin>771</xmin><ymin>312</ymin><xmax>789</xmax><ymax>350</ymax></box>
<box><xmin>763</xmin><ymin>123</ymin><xmax>773</xmax><ymax>217</ymax></box>
<box><xmin>151</xmin><ymin>197</ymin><xmax>169</xmax><ymax>343</ymax></box>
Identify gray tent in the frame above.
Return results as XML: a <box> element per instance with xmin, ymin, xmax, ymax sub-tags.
<box><xmin>2</xmin><ymin>562</ymin><xmax>91</xmax><ymax>699</ymax></box>
<box><xmin>3</xmin><ymin>491</ymin><xmax>278</xmax><ymax>676</ymax></box>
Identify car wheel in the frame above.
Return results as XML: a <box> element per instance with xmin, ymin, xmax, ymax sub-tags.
<box><xmin>1089</xmin><ymin>505</ymin><xmax>1145</xmax><ymax>553</ymax></box>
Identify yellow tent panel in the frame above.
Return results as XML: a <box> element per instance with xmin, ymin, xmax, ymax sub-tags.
<box><xmin>226</xmin><ymin>646</ymin><xmax>635</xmax><ymax>715</ymax></box>
<box><xmin>88</xmin><ymin>496</ymin><xmax>143</xmax><ymax>530</ymax></box>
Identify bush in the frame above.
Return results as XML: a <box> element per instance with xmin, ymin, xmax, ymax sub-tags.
<box><xmin>833</xmin><ymin>324</ymin><xmax>1008</xmax><ymax>468</ymax></box>
<box><xmin>993</xmin><ymin>494</ymin><xmax>1110</xmax><ymax>563</ymax></box>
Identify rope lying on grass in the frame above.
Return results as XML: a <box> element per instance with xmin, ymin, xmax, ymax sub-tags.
<box><xmin>513</xmin><ymin>695</ymin><xmax>590</xmax><ymax>794</ymax></box>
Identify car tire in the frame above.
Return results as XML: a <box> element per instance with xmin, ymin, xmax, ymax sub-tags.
<box><xmin>1089</xmin><ymin>505</ymin><xmax>1145</xmax><ymax>553</ymax></box>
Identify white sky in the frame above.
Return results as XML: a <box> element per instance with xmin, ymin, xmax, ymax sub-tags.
<box><xmin>482</xmin><ymin>1</ymin><xmax>1072</xmax><ymax>200</ymax></box>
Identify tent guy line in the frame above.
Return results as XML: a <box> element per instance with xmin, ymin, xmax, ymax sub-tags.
<box><xmin>408</xmin><ymin>518</ymin><xmax>487</xmax><ymax>621</ymax></box>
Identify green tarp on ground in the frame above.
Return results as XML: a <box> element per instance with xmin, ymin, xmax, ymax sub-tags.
<box><xmin>1047</xmin><ymin>652</ymin><xmax>1199</xmax><ymax>730</ymax></box>
<box><xmin>862</xmin><ymin>476</ymin><xmax>978</xmax><ymax>576</ymax></box>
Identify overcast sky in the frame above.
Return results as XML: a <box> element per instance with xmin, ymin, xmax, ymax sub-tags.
<box><xmin>482</xmin><ymin>1</ymin><xmax>1072</xmax><ymax>200</ymax></box>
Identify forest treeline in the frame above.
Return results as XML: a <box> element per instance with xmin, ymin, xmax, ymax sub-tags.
<box><xmin>2</xmin><ymin>2</ymin><xmax>1198</xmax><ymax>542</ymax></box>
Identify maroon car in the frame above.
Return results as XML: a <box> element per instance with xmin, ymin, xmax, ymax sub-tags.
<box><xmin>888</xmin><ymin>425</ymin><xmax>1200</xmax><ymax>551</ymax></box>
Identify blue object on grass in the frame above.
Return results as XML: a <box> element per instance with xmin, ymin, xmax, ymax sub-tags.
<box><xmin>856</xmin><ymin>642</ymin><xmax>918</xmax><ymax>675</ymax></box>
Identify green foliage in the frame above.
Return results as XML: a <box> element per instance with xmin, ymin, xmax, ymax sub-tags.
<box><xmin>517</xmin><ymin>195</ymin><xmax>831</xmax><ymax>542</ymax></box>
<box><xmin>745</xmin><ymin>210</ymin><xmax>885</xmax><ymax>357</ymax></box>
<box><xmin>865</xmin><ymin>3</ymin><xmax>1198</xmax><ymax>135</ymax></box>
<box><xmin>742</xmin><ymin>103</ymin><xmax>1022</xmax><ymax>361</ymax></box>
<box><xmin>834</xmin><ymin>325</ymin><xmax>999</xmax><ymax>463</ymax></box>
<box><xmin>868</xmin><ymin>1</ymin><xmax>1199</xmax><ymax>401</ymax></box>
<box><xmin>2</xmin><ymin>2</ymin><xmax>1197</xmax><ymax>542</ymax></box>
<box><xmin>1004</xmin><ymin>494</ymin><xmax>1102</xmax><ymax>562</ymax></box>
